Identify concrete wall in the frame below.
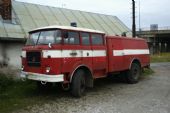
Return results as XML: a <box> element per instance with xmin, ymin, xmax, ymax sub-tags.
<box><xmin>0</xmin><ymin>41</ymin><xmax>24</xmax><ymax>69</ymax></box>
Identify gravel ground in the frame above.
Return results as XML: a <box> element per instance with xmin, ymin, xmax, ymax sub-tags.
<box><xmin>15</xmin><ymin>62</ymin><xmax>170</xmax><ymax>113</ymax></box>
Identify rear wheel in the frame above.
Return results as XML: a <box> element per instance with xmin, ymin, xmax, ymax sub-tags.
<box><xmin>71</xmin><ymin>69</ymin><xmax>86</xmax><ymax>97</ymax></box>
<box><xmin>126</xmin><ymin>63</ymin><xmax>141</xmax><ymax>84</ymax></box>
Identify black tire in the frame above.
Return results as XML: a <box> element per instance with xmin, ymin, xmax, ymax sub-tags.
<box><xmin>71</xmin><ymin>69</ymin><xmax>86</xmax><ymax>97</ymax></box>
<box><xmin>126</xmin><ymin>63</ymin><xmax>141</xmax><ymax>84</ymax></box>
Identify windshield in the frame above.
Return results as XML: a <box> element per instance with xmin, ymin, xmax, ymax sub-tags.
<box><xmin>26</xmin><ymin>30</ymin><xmax>61</xmax><ymax>45</ymax></box>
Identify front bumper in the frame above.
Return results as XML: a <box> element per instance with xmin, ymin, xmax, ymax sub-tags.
<box><xmin>20</xmin><ymin>71</ymin><xmax>64</xmax><ymax>82</ymax></box>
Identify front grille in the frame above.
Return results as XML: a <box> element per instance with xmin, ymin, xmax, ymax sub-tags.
<box><xmin>26</xmin><ymin>52</ymin><xmax>41</xmax><ymax>67</ymax></box>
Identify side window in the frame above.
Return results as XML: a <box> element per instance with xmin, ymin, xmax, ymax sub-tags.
<box><xmin>81</xmin><ymin>32</ymin><xmax>90</xmax><ymax>45</ymax></box>
<box><xmin>63</xmin><ymin>31</ymin><xmax>79</xmax><ymax>44</ymax></box>
<box><xmin>55</xmin><ymin>30</ymin><xmax>62</xmax><ymax>44</ymax></box>
<box><xmin>91</xmin><ymin>34</ymin><xmax>104</xmax><ymax>45</ymax></box>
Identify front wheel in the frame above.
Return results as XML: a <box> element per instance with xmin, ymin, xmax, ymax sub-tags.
<box><xmin>126</xmin><ymin>63</ymin><xmax>141</xmax><ymax>84</ymax></box>
<box><xmin>71</xmin><ymin>69</ymin><xmax>86</xmax><ymax>97</ymax></box>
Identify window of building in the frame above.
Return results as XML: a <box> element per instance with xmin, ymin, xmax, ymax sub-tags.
<box><xmin>91</xmin><ymin>34</ymin><xmax>103</xmax><ymax>45</ymax></box>
<box><xmin>81</xmin><ymin>32</ymin><xmax>90</xmax><ymax>45</ymax></box>
<box><xmin>63</xmin><ymin>31</ymin><xmax>80</xmax><ymax>45</ymax></box>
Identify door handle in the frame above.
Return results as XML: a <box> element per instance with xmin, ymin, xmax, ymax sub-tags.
<box><xmin>87</xmin><ymin>52</ymin><xmax>89</xmax><ymax>56</ymax></box>
<box><xmin>70</xmin><ymin>52</ymin><xmax>77</xmax><ymax>56</ymax></box>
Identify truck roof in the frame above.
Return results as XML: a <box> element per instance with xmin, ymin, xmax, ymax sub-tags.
<box><xmin>106</xmin><ymin>35</ymin><xmax>145</xmax><ymax>41</ymax></box>
<box><xmin>30</xmin><ymin>25</ymin><xmax>105</xmax><ymax>34</ymax></box>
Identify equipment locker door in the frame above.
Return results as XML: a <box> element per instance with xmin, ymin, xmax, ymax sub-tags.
<box><xmin>107</xmin><ymin>37</ymin><xmax>124</xmax><ymax>72</ymax></box>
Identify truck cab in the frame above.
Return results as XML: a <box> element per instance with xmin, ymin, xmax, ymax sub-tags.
<box><xmin>21</xmin><ymin>25</ymin><xmax>107</xmax><ymax>96</ymax></box>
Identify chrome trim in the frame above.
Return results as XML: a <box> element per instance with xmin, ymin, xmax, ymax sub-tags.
<box><xmin>20</xmin><ymin>71</ymin><xmax>64</xmax><ymax>82</ymax></box>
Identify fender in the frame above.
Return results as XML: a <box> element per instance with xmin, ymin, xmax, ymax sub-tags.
<box><xmin>129</xmin><ymin>58</ymin><xmax>141</xmax><ymax>69</ymax></box>
<box><xmin>69</xmin><ymin>64</ymin><xmax>93</xmax><ymax>82</ymax></box>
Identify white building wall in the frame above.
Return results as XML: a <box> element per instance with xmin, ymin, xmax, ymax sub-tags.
<box><xmin>0</xmin><ymin>42</ymin><xmax>24</xmax><ymax>69</ymax></box>
<box><xmin>6</xmin><ymin>42</ymin><xmax>24</xmax><ymax>68</ymax></box>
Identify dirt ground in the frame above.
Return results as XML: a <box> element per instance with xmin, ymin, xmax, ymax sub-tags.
<box><xmin>15</xmin><ymin>62</ymin><xmax>170</xmax><ymax>113</ymax></box>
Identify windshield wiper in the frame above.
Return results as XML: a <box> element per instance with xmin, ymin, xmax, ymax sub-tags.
<box><xmin>35</xmin><ymin>32</ymin><xmax>41</xmax><ymax>46</ymax></box>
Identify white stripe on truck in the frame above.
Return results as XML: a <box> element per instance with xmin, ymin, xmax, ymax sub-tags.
<box><xmin>42</xmin><ymin>50</ymin><xmax>106</xmax><ymax>58</ymax></box>
<box><xmin>22</xmin><ymin>49</ymin><xmax>149</xmax><ymax>58</ymax></box>
<box><xmin>113</xmin><ymin>49</ymin><xmax>149</xmax><ymax>56</ymax></box>
<box><xmin>92</xmin><ymin>50</ymin><xmax>106</xmax><ymax>57</ymax></box>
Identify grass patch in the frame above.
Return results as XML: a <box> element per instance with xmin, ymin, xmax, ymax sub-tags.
<box><xmin>0</xmin><ymin>75</ymin><xmax>36</xmax><ymax>113</ymax></box>
<box><xmin>0</xmin><ymin>74</ymin><xmax>66</xmax><ymax>113</ymax></box>
<box><xmin>151</xmin><ymin>53</ymin><xmax>170</xmax><ymax>63</ymax></box>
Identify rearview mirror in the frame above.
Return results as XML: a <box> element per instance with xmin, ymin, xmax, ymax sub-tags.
<box><xmin>63</xmin><ymin>32</ymin><xmax>68</xmax><ymax>39</ymax></box>
<box><xmin>48</xmin><ymin>43</ymin><xmax>52</xmax><ymax>48</ymax></box>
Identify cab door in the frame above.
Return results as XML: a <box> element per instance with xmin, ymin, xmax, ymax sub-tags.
<box><xmin>91</xmin><ymin>34</ymin><xmax>107</xmax><ymax>78</ymax></box>
<box><xmin>80</xmin><ymin>32</ymin><xmax>92</xmax><ymax>70</ymax></box>
<box><xmin>61</xmin><ymin>31</ymin><xmax>82</xmax><ymax>73</ymax></box>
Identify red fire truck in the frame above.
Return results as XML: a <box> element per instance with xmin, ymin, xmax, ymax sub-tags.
<box><xmin>20</xmin><ymin>25</ymin><xmax>150</xmax><ymax>97</ymax></box>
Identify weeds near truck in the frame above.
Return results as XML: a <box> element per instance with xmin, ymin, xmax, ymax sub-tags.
<box><xmin>142</xmin><ymin>68</ymin><xmax>154</xmax><ymax>76</ymax></box>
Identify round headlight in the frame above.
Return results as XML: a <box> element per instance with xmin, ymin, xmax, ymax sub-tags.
<box><xmin>46</xmin><ymin>67</ymin><xmax>51</xmax><ymax>73</ymax></box>
<box><xmin>21</xmin><ymin>66</ymin><xmax>24</xmax><ymax>71</ymax></box>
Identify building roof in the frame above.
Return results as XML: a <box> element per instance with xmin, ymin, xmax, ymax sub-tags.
<box><xmin>0</xmin><ymin>0</ymin><xmax>131</xmax><ymax>40</ymax></box>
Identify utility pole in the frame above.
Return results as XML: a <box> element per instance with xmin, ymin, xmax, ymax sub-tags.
<box><xmin>132</xmin><ymin>0</ymin><xmax>136</xmax><ymax>37</ymax></box>
<box><xmin>138</xmin><ymin>0</ymin><xmax>141</xmax><ymax>31</ymax></box>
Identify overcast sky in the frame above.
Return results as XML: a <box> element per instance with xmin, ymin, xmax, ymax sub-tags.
<box><xmin>17</xmin><ymin>0</ymin><xmax>170</xmax><ymax>30</ymax></box>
